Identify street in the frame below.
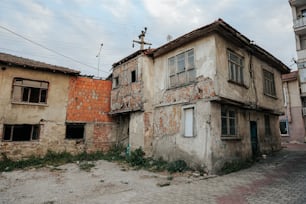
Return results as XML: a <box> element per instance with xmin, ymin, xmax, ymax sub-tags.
<box><xmin>1</xmin><ymin>144</ymin><xmax>305</xmax><ymax>204</ymax></box>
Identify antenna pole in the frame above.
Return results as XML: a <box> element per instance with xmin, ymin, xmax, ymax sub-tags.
<box><xmin>96</xmin><ymin>43</ymin><xmax>103</xmax><ymax>77</ymax></box>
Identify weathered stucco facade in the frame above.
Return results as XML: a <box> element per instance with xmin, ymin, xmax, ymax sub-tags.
<box><xmin>0</xmin><ymin>53</ymin><xmax>115</xmax><ymax>160</ymax></box>
<box><xmin>111</xmin><ymin>19</ymin><xmax>290</xmax><ymax>173</ymax></box>
<box><xmin>280</xmin><ymin>71</ymin><xmax>305</xmax><ymax>143</ymax></box>
<box><xmin>111</xmin><ymin>50</ymin><xmax>154</xmax><ymax>154</ymax></box>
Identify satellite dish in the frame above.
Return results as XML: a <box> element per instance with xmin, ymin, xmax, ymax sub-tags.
<box><xmin>167</xmin><ymin>34</ymin><xmax>173</xmax><ymax>42</ymax></box>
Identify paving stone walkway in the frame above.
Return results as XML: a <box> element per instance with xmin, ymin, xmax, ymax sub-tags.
<box><xmin>129</xmin><ymin>144</ymin><xmax>306</xmax><ymax>204</ymax></box>
<box><xmin>1</xmin><ymin>144</ymin><xmax>305</xmax><ymax>204</ymax></box>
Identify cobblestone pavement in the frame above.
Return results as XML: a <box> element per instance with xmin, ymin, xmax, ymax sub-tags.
<box><xmin>129</xmin><ymin>144</ymin><xmax>306</xmax><ymax>204</ymax></box>
<box><xmin>0</xmin><ymin>144</ymin><xmax>305</xmax><ymax>204</ymax></box>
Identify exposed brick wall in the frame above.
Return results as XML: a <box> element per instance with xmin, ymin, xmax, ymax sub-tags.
<box><xmin>67</xmin><ymin>77</ymin><xmax>112</xmax><ymax>122</ymax></box>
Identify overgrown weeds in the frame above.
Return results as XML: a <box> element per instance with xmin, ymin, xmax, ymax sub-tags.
<box><xmin>0</xmin><ymin>146</ymin><xmax>190</xmax><ymax>174</ymax></box>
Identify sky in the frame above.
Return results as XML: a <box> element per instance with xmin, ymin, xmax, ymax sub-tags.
<box><xmin>0</xmin><ymin>0</ymin><xmax>297</xmax><ymax>78</ymax></box>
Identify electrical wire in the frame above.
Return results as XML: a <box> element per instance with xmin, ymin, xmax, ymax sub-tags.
<box><xmin>0</xmin><ymin>25</ymin><xmax>110</xmax><ymax>74</ymax></box>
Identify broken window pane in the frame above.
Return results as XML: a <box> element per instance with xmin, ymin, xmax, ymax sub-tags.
<box><xmin>12</xmin><ymin>78</ymin><xmax>49</xmax><ymax>104</ymax></box>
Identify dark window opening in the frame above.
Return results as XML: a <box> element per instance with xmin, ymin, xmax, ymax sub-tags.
<box><xmin>279</xmin><ymin>120</ymin><xmax>288</xmax><ymax>135</ymax></box>
<box><xmin>3</xmin><ymin>124</ymin><xmax>40</xmax><ymax>141</ymax></box>
<box><xmin>12</xmin><ymin>78</ymin><xmax>48</xmax><ymax>104</ymax></box>
<box><xmin>113</xmin><ymin>76</ymin><xmax>119</xmax><ymax>88</ymax></box>
<box><xmin>131</xmin><ymin>70</ymin><xmax>136</xmax><ymax>83</ymax></box>
<box><xmin>66</xmin><ymin>123</ymin><xmax>85</xmax><ymax>139</ymax></box>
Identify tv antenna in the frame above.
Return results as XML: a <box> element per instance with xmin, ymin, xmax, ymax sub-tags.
<box><xmin>96</xmin><ymin>43</ymin><xmax>103</xmax><ymax>77</ymax></box>
<box><xmin>132</xmin><ymin>27</ymin><xmax>152</xmax><ymax>50</ymax></box>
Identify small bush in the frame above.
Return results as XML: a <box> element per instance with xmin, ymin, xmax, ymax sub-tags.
<box><xmin>127</xmin><ymin>147</ymin><xmax>146</xmax><ymax>166</ymax></box>
<box><xmin>167</xmin><ymin>160</ymin><xmax>188</xmax><ymax>173</ymax></box>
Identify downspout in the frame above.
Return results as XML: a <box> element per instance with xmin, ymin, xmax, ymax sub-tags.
<box><xmin>249</xmin><ymin>52</ymin><xmax>258</xmax><ymax>108</ymax></box>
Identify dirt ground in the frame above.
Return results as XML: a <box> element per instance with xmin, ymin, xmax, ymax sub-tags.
<box><xmin>0</xmin><ymin>160</ymin><xmax>202</xmax><ymax>204</ymax></box>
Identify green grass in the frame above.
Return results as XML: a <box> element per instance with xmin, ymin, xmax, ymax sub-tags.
<box><xmin>0</xmin><ymin>146</ymin><xmax>190</xmax><ymax>174</ymax></box>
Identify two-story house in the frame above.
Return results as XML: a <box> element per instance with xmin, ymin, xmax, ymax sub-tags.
<box><xmin>0</xmin><ymin>53</ymin><xmax>115</xmax><ymax>159</ymax></box>
<box><xmin>111</xmin><ymin>19</ymin><xmax>290</xmax><ymax>173</ymax></box>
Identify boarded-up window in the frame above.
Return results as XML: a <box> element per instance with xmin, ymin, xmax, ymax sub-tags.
<box><xmin>3</xmin><ymin>124</ymin><xmax>40</xmax><ymax>141</ymax></box>
<box><xmin>12</xmin><ymin>78</ymin><xmax>48</xmax><ymax>104</ymax></box>
<box><xmin>183</xmin><ymin>107</ymin><xmax>195</xmax><ymax>137</ymax></box>
<box><xmin>168</xmin><ymin>49</ymin><xmax>196</xmax><ymax>88</ymax></box>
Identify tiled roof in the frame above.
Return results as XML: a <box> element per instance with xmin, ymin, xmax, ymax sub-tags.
<box><xmin>282</xmin><ymin>70</ymin><xmax>298</xmax><ymax>81</ymax></box>
<box><xmin>152</xmin><ymin>19</ymin><xmax>290</xmax><ymax>74</ymax></box>
<box><xmin>0</xmin><ymin>52</ymin><xmax>80</xmax><ymax>75</ymax></box>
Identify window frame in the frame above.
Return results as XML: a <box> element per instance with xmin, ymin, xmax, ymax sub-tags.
<box><xmin>112</xmin><ymin>76</ymin><xmax>119</xmax><ymax>89</ymax></box>
<box><xmin>227</xmin><ymin>50</ymin><xmax>244</xmax><ymax>85</ymax></box>
<box><xmin>182</xmin><ymin>105</ymin><xmax>196</xmax><ymax>138</ymax></box>
<box><xmin>168</xmin><ymin>49</ymin><xmax>196</xmax><ymax>88</ymax></box>
<box><xmin>65</xmin><ymin>123</ymin><xmax>85</xmax><ymax>140</ymax></box>
<box><xmin>221</xmin><ymin>106</ymin><xmax>239</xmax><ymax>139</ymax></box>
<box><xmin>263</xmin><ymin>69</ymin><xmax>276</xmax><ymax>97</ymax></box>
<box><xmin>12</xmin><ymin>78</ymin><xmax>49</xmax><ymax>105</ymax></box>
<box><xmin>279</xmin><ymin>119</ymin><xmax>289</xmax><ymax>136</ymax></box>
<box><xmin>3</xmin><ymin>124</ymin><xmax>40</xmax><ymax>142</ymax></box>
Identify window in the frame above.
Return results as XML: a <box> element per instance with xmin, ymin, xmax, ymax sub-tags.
<box><xmin>168</xmin><ymin>49</ymin><xmax>196</xmax><ymax>88</ymax></box>
<box><xmin>302</xmin><ymin>9</ymin><xmax>306</xmax><ymax>17</ymax></box>
<box><xmin>131</xmin><ymin>70</ymin><xmax>137</xmax><ymax>83</ymax></box>
<box><xmin>263</xmin><ymin>70</ymin><xmax>276</xmax><ymax>97</ymax></box>
<box><xmin>113</xmin><ymin>76</ymin><xmax>119</xmax><ymax>88</ymax></box>
<box><xmin>221</xmin><ymin>106</ymin><xmax>237</xmax><ymax>137</ymax></box>
<box><xmin>66</xmin><ymin>123</ymin><xmax>85</xmax><ymax>139</ymax></box>
<box><xmin>3</xmin><ymin>124</ymin><xmax>39</xmax><ymax>141</ymax></box>
<box><xmin>264</xmin><ymin>115</ymin><xmax>271</xmax><ymax>137</ymax></box>
<box><xmin>279</xmin><ymin>119</ymin><xmax>289</xmax><ymax>136</ymax></box>
<box><xmin>183</xmin><ymin>106</ymin><xmax>195</xmax><ymax>137</ymax></box>
<box><xmin>228</xmin><ymin>50</ymin><xmax>244</xmax><ymax>84</ymax></box>
<box><xmin>300</xmin><ymin>35</ymin><xmax>306</xmax><ymax>50</ymax></box>
<box><xmin>12</xmin><ymin>78</ymin><xmax>48</xmax><ymax>104</ymax></box>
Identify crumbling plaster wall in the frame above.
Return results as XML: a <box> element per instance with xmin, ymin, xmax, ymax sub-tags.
<box><xmin>111</xmin><ymin>57</ymin><xmax>143</xmax><ymax>112</ymax></box>
<box><xmin>153</xmin><ymin>101</ymin><xmax>213</xmax><ymax>170</ymax></box>
<box><xmin>151</xmin><ymin>36</ymin><xmax>217</xmax><ymax>170</ymax></box>
<box><xmin>0</xmin><ymin>66</ymin><xmax>72</xmax><ymax>159</ymax></box>
<box><xmin>111</xmin><ymin>54</ymin><xmax>154</xmax><ymax>155</ymax></box>
<box><xmin>214</xmin><ymin>34</ymin><xmax>283</xmax><ymax>113</ymax></box>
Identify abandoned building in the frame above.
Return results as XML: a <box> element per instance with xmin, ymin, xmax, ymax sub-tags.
<box><xmin>111</xmin><ymin>19</ymin><xmax>290</xmax><ymax>173</ymax></box>
<box><xmin>0</xmin><ymin>53</ymin><xmax>115</xmax><ymax>160</ymax></box>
